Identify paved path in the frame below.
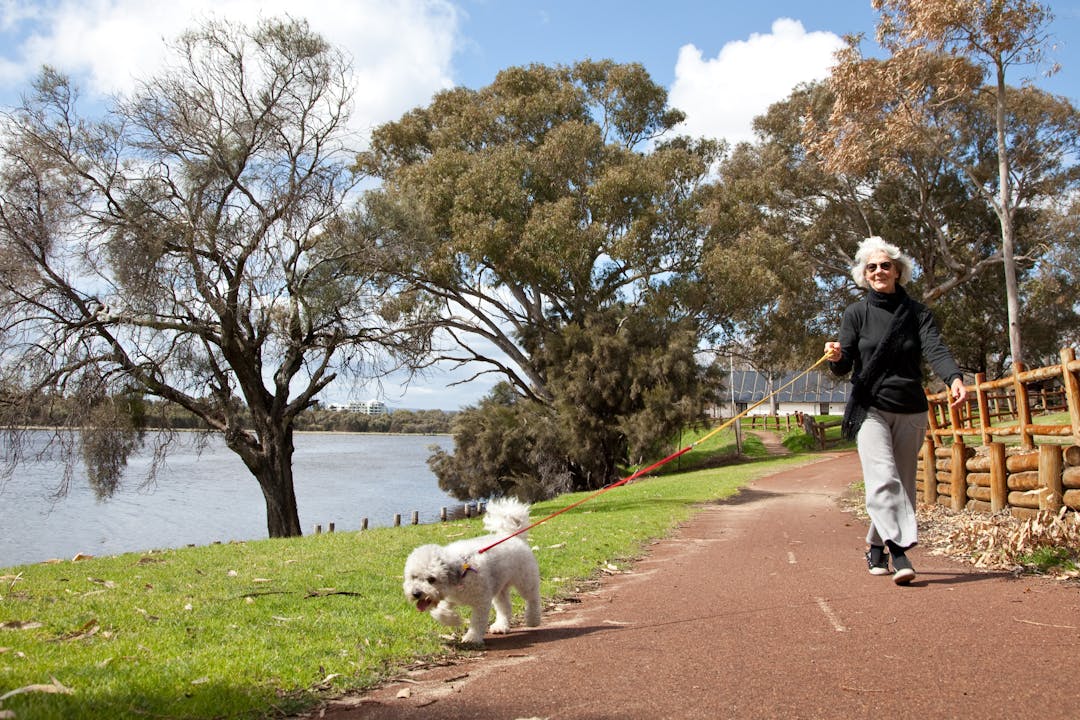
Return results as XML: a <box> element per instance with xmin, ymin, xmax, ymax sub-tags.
<box><xmin>309</xmin><ymin>451</ymin><xmax>1080</xmax><ymax>720</ymax></box>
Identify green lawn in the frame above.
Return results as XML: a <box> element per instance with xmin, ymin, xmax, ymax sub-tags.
<box><xmin>0</xmin><ymin>440</ymin><xmax>821</xmax><ymax>720</ymax></box>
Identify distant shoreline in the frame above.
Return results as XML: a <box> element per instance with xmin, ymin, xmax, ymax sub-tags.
<box><xmin>3</xmin><ymin>425</ymin><xmax>451</xmax><ymax>438</ymax></box>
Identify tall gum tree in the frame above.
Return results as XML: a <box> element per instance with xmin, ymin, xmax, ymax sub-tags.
<box><xmin>0</xmin><ymin>18</ymin><xmax>430</xmax><ymax>537</ymax></box>
<box><xmin>812</xmin><ymin>0</ymin><xmax>1076</xmax><ymax>369</ymax></box>
<box><xmin>356</xmin><ymin>60</ymin><xmax>721</xmax><ymax>491</ymax></box>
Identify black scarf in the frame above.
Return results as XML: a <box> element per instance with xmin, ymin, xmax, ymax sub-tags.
<box><xmin>840</xmin><ymin>288</ymin><xmax>914</xmax><ymax>440</ymax></box>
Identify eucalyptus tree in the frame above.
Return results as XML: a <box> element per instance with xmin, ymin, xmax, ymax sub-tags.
<box><xmin>357</xmin><ymin>60</ymin><xmax>722</xmax><ymax>493</ymax></box>
<box><xmin>811</xmin><ymin>0</ymin><xmax>1078</xmax><ymax>368</ymax></box>
<box><xmin>702</xmin><ymin>74</ymin><xmax>1078</xmax><ymax>378</ymax></box>
<box><xmin>0</xmin><ymin>18</ymin><xmax>430</xmax><ymax>537</ymax></box>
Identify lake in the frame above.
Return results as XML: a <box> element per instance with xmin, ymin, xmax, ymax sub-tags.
<box><xmin>0</xmin><ymin>432</ymin><xmax>458</xmax><ymax>569</ymax></box>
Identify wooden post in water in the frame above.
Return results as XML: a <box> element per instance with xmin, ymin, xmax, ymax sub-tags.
<box><xmin>411</xmin><ymin>511</ymin><xmax>419</xmax><ymax>525</ymax></box>
<box><xmin>328</xmin><ymin>522</ymin><xmax>335</xmax><ymax>533</ymax></box>
<box><xmin>314</xmin><ymin>524</ymin><xmax>322</xmax><ymax>535</ymax></box>
<box><xmin>440</xmin><ymin>507</ymin><xmax>448</xmax><ymax>522</ymax></box>
<box><xmin>393</xmin><ymin>513</ymin><xmax>401</xmax><ymax>527</ymax></box>
<box><xmin>361</xmin><ymin>518</ymin><xmax>368</xmax><ymax>531</ymax></box>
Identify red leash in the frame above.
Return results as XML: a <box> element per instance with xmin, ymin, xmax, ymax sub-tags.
<box><xmin>475</xmin><ymin>445</ymin><xmax>693</xmax><ymax>554</ymax></box>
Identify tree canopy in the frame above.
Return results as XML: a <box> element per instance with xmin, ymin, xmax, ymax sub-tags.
<box><xmin>812</xmin><ymin>0</ymin><xmax>1078</xmax><ymax>369</ymax></box>
<box><xmin>0</xmin><ymin>17</ymin><xmax>430</xmax><ymax>536</ymax></box>
<box><xmin>357</xmin><ymin>60</ymin><xmax>723</xmax><ymax>496</ymax></box>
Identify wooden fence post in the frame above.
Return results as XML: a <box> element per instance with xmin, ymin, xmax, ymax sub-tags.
<box><xmin>989</xmin><ymin>442</ymin><xmax>1007</xmax><ymax>513</ymax></box>
<box><xmin>922</xmin><ymin>437</ymin><xmax>937</xmax><ymax>505</ymax></box>
<box><xmin>1012</xmin><ymin>361</ymin><xmax>1034</xmax><ymax>450</ymax></box>
<box><xmin>1060</xmin><ymin>347</ymin><xmax>1080</xmax><ymax>446</ymax></box>
<box><xmin>948</xmin><ymin>388</ymin><xmax>964</xmax><ymax>445</ymax></box>
<box><xmin>925</xmin><ymin>388</ymin><xmax>941</xmax><ymax>450</ymax></box>
<box><xmin>1039</xmin><ymin>444</ymin><xmax>1064</xmax><ymax>513</ymax></box>
<box><xmin>951</xmin><ymin>439</ymin><xmax>968</xmax><ymax>511</ymax></box>
<box><xmin>974</xmin><ymin>372</ymin><xmax>990</xmax><ymax>446</ymax></box>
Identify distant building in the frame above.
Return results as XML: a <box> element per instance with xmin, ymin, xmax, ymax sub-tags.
<box><xmin>710</xmin><ymin>370</ymin><xmax>850</xmax><ymax>418</ymax></box>
<box><xmin>326</xmin><ymin>399</ymin><xmax>389</xmax><ymax>415</ymax></box>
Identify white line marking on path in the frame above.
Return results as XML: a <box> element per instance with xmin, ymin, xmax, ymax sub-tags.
<box><xmin>815</xmin><ymin>597</ymin><xmax>847</xmax><ymax>632</ymax></box>
<box><xmin>787</xmin><ymin>551</ymin><xmax>797</xmax><ymax>564</ymax></box>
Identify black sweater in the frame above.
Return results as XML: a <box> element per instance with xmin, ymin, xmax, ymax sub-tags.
<box><xmin>829</xmin><ymin>288</ymin><xmax>962</xmax><ymax>413</ymax></box>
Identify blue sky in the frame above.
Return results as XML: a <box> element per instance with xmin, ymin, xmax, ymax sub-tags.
<box><xmin>1</xmin><ymin>0</ymin><xmax>1077</xmax><ymax>410</ymax></box>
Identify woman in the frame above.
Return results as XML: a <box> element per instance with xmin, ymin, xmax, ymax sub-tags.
<box><xmin>824</xmin><ymin>236</ymin><xmax>967</xmax><ymax>585</ymax></box>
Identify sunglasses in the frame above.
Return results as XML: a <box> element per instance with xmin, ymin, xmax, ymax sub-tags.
<box><xmin>865</xmin><ymin>261</ymin><xmax>893</xmax><ymax>272</ymax></box>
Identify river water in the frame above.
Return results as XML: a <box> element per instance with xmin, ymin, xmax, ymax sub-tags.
<box><xmin>0</xmin><ymin>432</ymin><xmax>457</xmax><ymax>568</ymax></box>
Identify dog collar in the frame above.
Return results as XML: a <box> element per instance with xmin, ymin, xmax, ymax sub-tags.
<box><xmin>458</xmin><ymin>561</ymin><xmax>476</xmax><ymax>583</ymax></box>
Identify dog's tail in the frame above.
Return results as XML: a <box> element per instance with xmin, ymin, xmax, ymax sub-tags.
<box><xmin>482</xmin><ymin>497</ymin><xmax>531</xmax><ymax>536</ymax></box>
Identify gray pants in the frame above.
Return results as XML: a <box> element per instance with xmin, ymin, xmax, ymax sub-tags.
<box><xmin>856</xmin><ymin>407</ymin><xmax>927</xmax><ymax>549</ymax></box>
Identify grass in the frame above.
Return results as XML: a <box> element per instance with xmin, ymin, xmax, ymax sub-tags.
<box><xmin>654</xmin><ymin>425</ymin><xmax>761</xmax><ymax>475</ymax></box>
<box><xmin>1017</xmin><ymin>546</ymin><xmax>1078</xmax><ymax>574</ymax></box>
<box><xmin>0</xmin><ymin>441</ymin><xmax>822</xmax><ymax>720</ymax></box>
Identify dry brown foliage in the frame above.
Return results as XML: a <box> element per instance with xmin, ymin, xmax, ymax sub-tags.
<box><xmin>919</xmin><ymin>504</ymin><xmax>1080</xmax><ymax>581</ymax></box>
<box><xmin>841</xmin><ymin>485</ymin><xmax>1080</xmax><ymax>582</ymax></box>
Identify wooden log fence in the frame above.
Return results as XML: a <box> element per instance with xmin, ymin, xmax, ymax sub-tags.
<box><xmin>916</xmin><ymin>346</ymin><xmax>1080</xmax><ymax>518</ymax></box>
<box><xmin>794</xmin><ymin>412</ymin><xmax>842</xmax><ymax>450</ymax></box>
<box><xmin>745</xmin><ymin>414</ymin><xmax>800</xmax><ymax>433</ymax></box>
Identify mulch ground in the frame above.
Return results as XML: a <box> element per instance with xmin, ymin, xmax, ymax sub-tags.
<box><xmin>297</xmin><ymin>450</ymin><xmax>1080</xmax><ymax>720</ymax></box>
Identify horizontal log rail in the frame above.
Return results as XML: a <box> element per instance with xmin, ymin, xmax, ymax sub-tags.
<box><xmin>917</xmin><ymin>347</ymin><xmax>1080</xmax><ymax>518</ymax></box>
<box><xmin>925</xmin><ymin>347</ymin><xmax>1080</xmax><ymax>450</ymax></box>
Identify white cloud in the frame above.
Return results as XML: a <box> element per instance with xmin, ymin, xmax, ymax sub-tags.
<box><xmin>0</xmin><ymin>0</ymin><xmax>459</xmax><ymax>138</ymax></box>
<box><xmin>669</xmin><ymin>18</ymin><xmax>845</xmax><ymax>145</ymax></box>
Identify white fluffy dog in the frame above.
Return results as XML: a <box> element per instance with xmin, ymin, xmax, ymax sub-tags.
<box><xmin>403</xmin><ymin>497</ymin><xmax>542</xmax><ymax>646</ymax></box>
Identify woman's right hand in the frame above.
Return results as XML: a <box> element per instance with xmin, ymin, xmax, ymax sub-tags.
<box><xmin>823</xmin><ymin>341</ymin><xmax>842</xmax><ymax>362</ymax></box>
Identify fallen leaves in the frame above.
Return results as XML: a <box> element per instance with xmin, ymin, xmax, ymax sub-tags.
<box><xmin>0</xmin><ymin>676</ymin><xmax>73</xmax><ymax>702</ymax></box>
<box><xmin>920</xmin><ymin>504</ymin><xmax>1080</xmax><ymax>578</ymax></box>
<box><xmin>49</xmin><ymin>618</ymin><xmax>99</xmax><ymax>643</ymax></box>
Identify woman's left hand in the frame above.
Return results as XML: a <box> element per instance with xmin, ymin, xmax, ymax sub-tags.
<box><xmin>949</xmin><ymin>377</ymin><xmax>968</xmax><ymax>408</ymax></box>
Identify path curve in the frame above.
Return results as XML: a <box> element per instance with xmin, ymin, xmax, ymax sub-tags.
<box><xmin>304</xmin><ymin>451</ymin><xmax>1080</xmax><ymax>720</ymax></box>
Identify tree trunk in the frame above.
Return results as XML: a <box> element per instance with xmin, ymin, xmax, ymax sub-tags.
<box><xmin>228</xmin><ymin>423</ymin><xmax>303</xmax><ymax>538</ymax></box>
<box><xmin>995</xmin><ymin>61</ymin><xmax>1025</xmax><ymax>368</ymax></box>
<box><xmin>256</xmin><ymin>426</ymin><xmax>303</xmax><ymax>537</ymax></box>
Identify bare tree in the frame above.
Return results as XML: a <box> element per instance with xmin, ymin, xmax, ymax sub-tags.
<box><xmin>0</xmin><ymin>17</ymin><xmax>429</xmax><ymax>537</ymax></box>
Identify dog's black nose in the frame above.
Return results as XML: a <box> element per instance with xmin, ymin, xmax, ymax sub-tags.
<box><xmin>412</xmin><ymin>590</ymin><xmax>423</xmax><ymax>599</ymax></box>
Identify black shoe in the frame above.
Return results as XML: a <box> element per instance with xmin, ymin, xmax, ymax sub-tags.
<box><xmin>891</xmin><ymin>553</ymin><xmax>916</xmax><ymax>585</ymax></box>
<box><xmin>865</xmin><ymin>546</ymin><xmax>890</xmax><ymax>576</ymax></box>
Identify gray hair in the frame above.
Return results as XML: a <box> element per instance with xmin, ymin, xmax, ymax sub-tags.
<box><xmin>851</xmin><ymin>236</ymin><xmax>914</xmax><ymax>289</ymax></box>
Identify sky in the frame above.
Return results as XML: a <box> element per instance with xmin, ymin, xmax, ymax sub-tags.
<box><xmin>1</xmin><ymin>0</ymin><xmax>1078</xmax><ymax>410</ymax></box>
